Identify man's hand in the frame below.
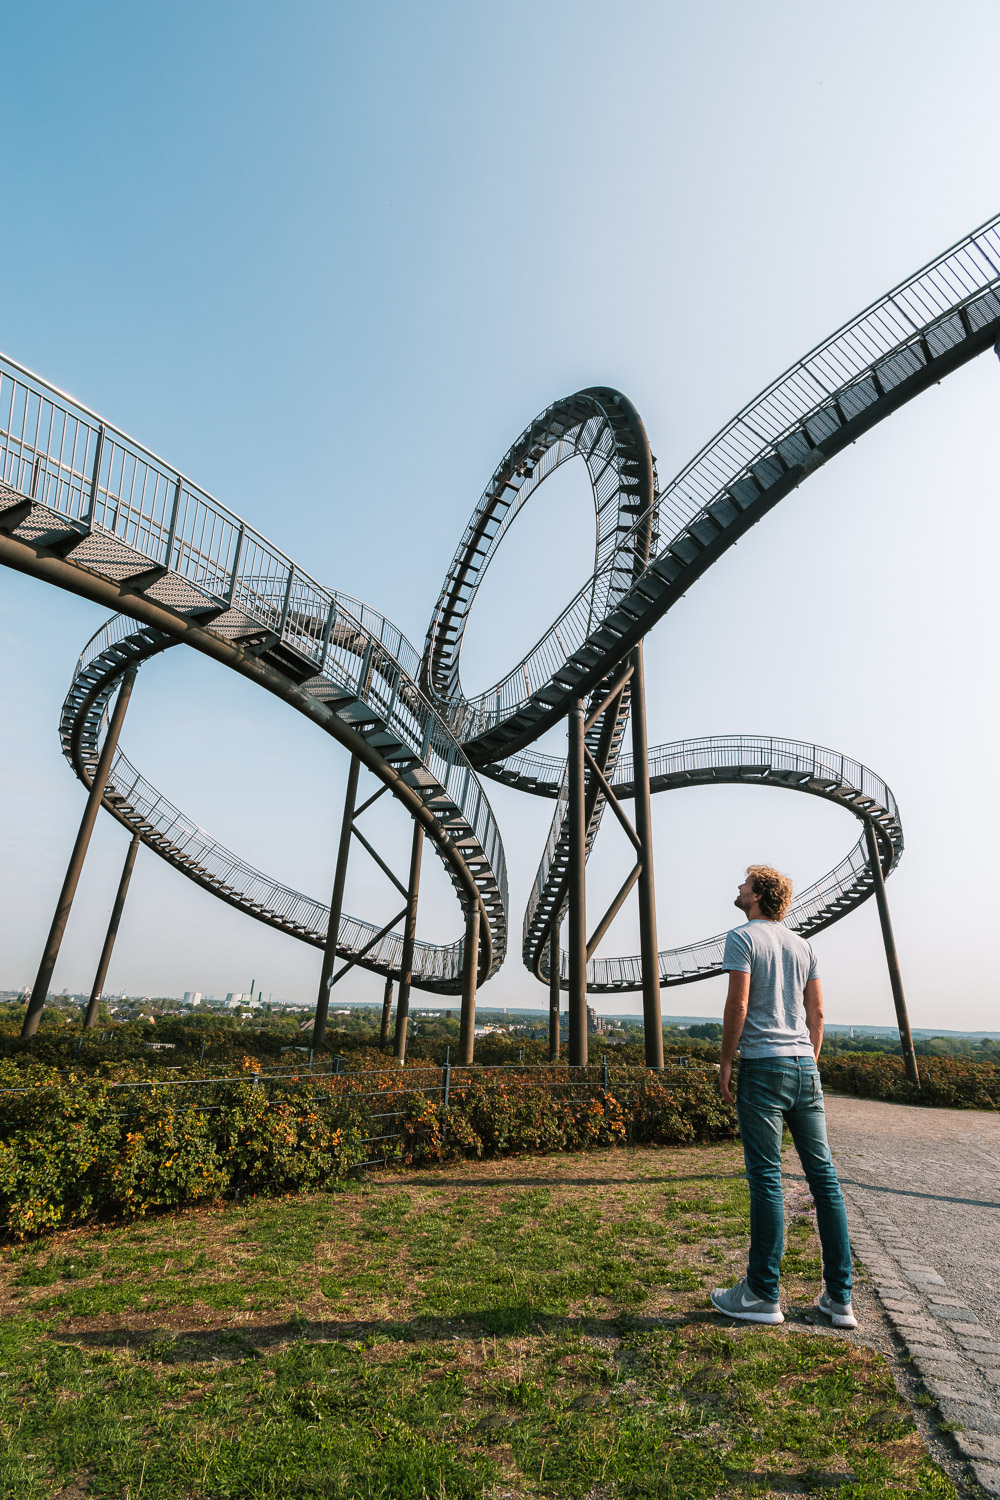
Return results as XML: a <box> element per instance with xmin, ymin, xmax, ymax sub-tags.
<box><xmin>718</xmin><ymin>1057</ymin><xmax>735</xmax><ymax>1106</ymax></box>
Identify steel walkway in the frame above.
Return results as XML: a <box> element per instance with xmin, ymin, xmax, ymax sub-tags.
<box><xmin>0</xmin><ymin>370</ymin><xmax>508</xmax><ymax>993</ymax></box>
<box><xmin>59</xmin><ymin>616</ymin><xmax>479</xmax><ymax>991</ymax></box>
<box><xmin>2</xmin><ymin>211</ymin><xmax>998</xmax><ymax>1005</ymax></box>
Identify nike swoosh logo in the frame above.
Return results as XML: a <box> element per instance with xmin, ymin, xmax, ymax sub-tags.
<box><xmin>741</xmin><ymin>1290</ymin><xmax>762</xmax><ymax>1307</ymax></box>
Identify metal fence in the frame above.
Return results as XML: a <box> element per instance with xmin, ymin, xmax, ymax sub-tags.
<box><xmin>0</xmin><ymin>1057</ymin><xmax>713</xmax><ymax>1166</ymax></box>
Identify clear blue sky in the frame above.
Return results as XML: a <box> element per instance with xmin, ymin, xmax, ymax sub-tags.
<box><xmin>1</xmin><ymin>0</ymin><xmax>998</xmax><ymax>1029</ymax></box>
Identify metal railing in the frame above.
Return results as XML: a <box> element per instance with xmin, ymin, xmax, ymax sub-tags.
<box><xmin>444</xmin><ymin>212</ymin><xmax>1000</xmax><ymax>743</ymax></box>
<box><xmin>62</xmin><ymin>622</ymin><xmax>478</xmax><ymax>988</ymax></box>
<box><xmin>422</xmin><ymin>390</ymin><xmax>657</xmax><ymax>737</ymax></box>
<box><xmin>521</xmin><ymin>734</ymin><xmax>902</xmax><ymax>993</ymax></box>
<box><xmin>0</xmin><ymin>352</ymin><xmax>508</xmax><ymax>968</ymax></box>
<box><xmin>0</xmin><ymin>1058</ymin><xmax>715</xmax><ymax>1162</ymax></box>
<box><xmin>488</xmin><ymin>733</ymin><xmax>900</xmax><ymax>820</ymax></box>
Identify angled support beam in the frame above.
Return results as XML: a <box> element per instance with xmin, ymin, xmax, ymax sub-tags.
<box><xmin>350</xmin><ymin>823</ymin><xmax>408</xmax><ymax>899</ymax></box>
<box><xmin>864</xmin><ymin>819</ymin><xmax>919</xmax><ymax>1087</ymax></box>
<box><xmin>458</xmin><ymin>901</ymin><xmax>480</xmax><ymax>1066</ymax></box>
<box><xmin>582</xmin><ymin>742</ymin><xmax>642</xmax><ymax>851</ymax></box>
<box><xmin>629</xmin><ymin>644</ymin><xmax>663</xmax><ymax>1069</ymax></box>
<box><xmin>22</xmin><ymin>666</ymin><xmax>138</xmax><ymax>1038</ymax></box>
<box><xmin>354</xmin><ymin>783</ymin><xmax>388</xmax><ymax>820</ymax></box>
<box><xmin>326</xmin><ymin>905</ymin><xmax>407</xmax><ymax>989</ymax></box>
<box><xmin>567</xmin><ymin>698</ymin><xmax>588</xmax><ymax>1066</ymax></box>
<box><xmin>584</xmin><ymin>662</ymin><xmax>634</xmax><ymax>734</ymax></box>
<box><xmin>83</xmin><ymin>833</ymin><xmax>140</xmax><ymax>1029</ymax></box>
<box><xmin>312</xmin><ymin>755</ymin><xmax>360</xmax><ymax>1050</ymax></box>
<box><xmin>548</xmin><ymin>919</ymin><xmax>561</xmax><ymax>1063</ymax></box>
<box><xmin>392</xmin><ymin>822</ymin><xmax>424</xmax><ymax>1061</ymax></box>
<box><xmin>586</xmin><ymin>862</ymin><xmax>642</xmax><ymax>962</ymax></box>
<box><xmin>379</xmin><ymin>974</ymin><xmax>394</xmax><ymax>1049</ymax></box>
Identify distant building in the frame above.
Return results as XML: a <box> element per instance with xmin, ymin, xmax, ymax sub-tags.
<box><xmin>183</xmin><ymin>992</ymin><xmax>202</xmax><ymax>1006</ymax></box>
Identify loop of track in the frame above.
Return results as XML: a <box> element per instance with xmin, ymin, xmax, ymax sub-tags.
<box><xmin>1</xmin><ymin>212</ymin><xmax>998</xmax><ymax>1003</ymax></box>
<box><xmin>419</xmin><ymin>214</ymin><xmax>1000</xmax><ymax>993</ymax></box>
<box><xmin>421</xmin><ymin>387</ymin><xmax>657</xmax><ymax>723</ymax></box>
<box><xmin>524</xmin><ymin>734</ymin><xmax>902</xmax><ymax>992</ymax></box>
<box><xmin>445</xmin><ymin>217</ymin><xmax>1000</xmax><ymax>769</ymax></box>
<box><xmin>59</xmin><ymin>617</ymin><xmax>481</xmax><ymax>991</ymax></box>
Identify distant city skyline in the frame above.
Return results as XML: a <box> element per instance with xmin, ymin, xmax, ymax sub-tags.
<box><xmin>4</xmin><ymin>987</ymin><xmax>998</xmax><ymax>1043</ymax></box>
<box><xmin>1</xmin><ymin>2</ymin><xmax>999</xmax><ymax>1031</ymax></box>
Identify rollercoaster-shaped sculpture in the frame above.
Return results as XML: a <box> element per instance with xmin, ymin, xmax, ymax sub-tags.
<box><xmin>4</xmin><ymin>210</ymin><xmax>1000</xmax><ymax>1072</ymax></box>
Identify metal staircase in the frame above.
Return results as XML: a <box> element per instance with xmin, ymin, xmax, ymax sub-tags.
<box><xmin>4</xmin><ymin>211</ymin><xmax>1000</xmax><ymax>1023</ymax></box>
<box><xmin>59</xmin><ymin>615</ymin><xmax>501</xmax><ymax>992</ymax></box>
<box><xmin>0</xmin><ymin>350</ymin><xmax>508</xmax><ymax>994</ymax></box>
<box><xmin>439</xmin><ymin>217</ymin><xmax>1000</xmax><ymax>767</ymax></box>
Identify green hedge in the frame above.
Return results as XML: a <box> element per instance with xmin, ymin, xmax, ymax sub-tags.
<box><xmin>819</xmin><ymin>1052</ymin><xmax>1000</xmax><ymax>1110</ymax></box>
<box><xmin>0</xmin><ymin>1066</ymin><xmax>735</xmax><ymax>1240</ymax></box>
<box><xmin>402</xmin><ymin>1071</ymin><xmax>736</xmax><ymax>1164</ymax></box>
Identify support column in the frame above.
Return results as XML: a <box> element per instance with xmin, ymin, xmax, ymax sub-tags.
<box><xmin>629</xmin><ymin>644</ymin><xmax>663</xmax><ymax>1070</ymax></box>
<box><xmin>392</xmin><ymin>821</ymin><xmax>424</xmax><ymax>1061</ymax></box>
<box><xmin>864</xmin><ymin>820</ymin><xmax>919</xmax><ymax>1087</ymax></box>
<box><xmin>458</xmin><ymin>901</ymin><xmax>480</xmax><ymax>1066</ymax></box>
<box><xmin>22</xmin><ymin>666</ymin><xmax>138</xmax><ymax>1038</ymax></box>
<box><xmin>548</xmin><ymin>918</ymin><xmax>561</xmax><ymax>1063</ymax></box>
<box><xmin>567</xmin><ymin>697</ymin><xmax>588</xmax><ymax>1067</ymax></box>
<box><xmin>312</xmin><ymin>755</ymin><xmax>360</xmax><ymax>1051</ymax></box>
<box><xmin>83</xmin><ymin>833</ymin><xmax>140</xmax><ymax>1030</ymax></box>
<box><xmin>379</xmin><ymin>974</ymin><xmax>393</xmax><ymax>1049</ymax></box>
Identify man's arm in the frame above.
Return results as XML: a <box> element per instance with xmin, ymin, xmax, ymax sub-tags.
<box><xmin>718</xmin><ymin>970</ymin><xmax>750</xmax><ymax>1105</ymax></box>
<box><xmin>804</xmin><ymin>976</ymin><xmax>824</xmax><ymax>1061</ymax></box>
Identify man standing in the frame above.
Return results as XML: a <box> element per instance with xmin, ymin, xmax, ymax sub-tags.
<box><xmin>710</xmin><ymin>865</ymin><xmax>856</xmax><ymax>1328</ymax></box>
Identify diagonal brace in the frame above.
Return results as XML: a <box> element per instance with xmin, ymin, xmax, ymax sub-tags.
<box><xmin>586</xmin><ymin>862</ymin><xmax>642</xmax><ymax>961</ymax></box>
<box><xmin>327</xmin><ymin>905</ymin><xmax>408</xmax><ymax>988</ymax></box>
<box><xmin>582</xmin><ymin>742</ymin><xmax>642</xmax><ymax>852</ymax></box>
<box><xmin>353</xmin><ymin>783</ymin><xmax>389</xmax><ymax>819</ymax></box>
<box><xmin>350</xmin><ymin>824</ymin><xmax>408</xmax><ymax>898</ymax></box>
<box><xmin>584</xmin><ymin>663</ymin><xmax>633</xmax><ymax>733</ymax></box>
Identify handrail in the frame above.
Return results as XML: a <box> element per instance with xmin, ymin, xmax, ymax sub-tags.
<box><xmin>62</xmin><ymin>619</ymin><xmax>486</xmax><ymax>990</ymax></box>
<box><xmin>441</xmin><ymin>212</ymin><xmax>1000</xmax><ymax>746</ymax></box>
<box><xmin>0</xmin><ymin>350</ymin><xmax>507</xmax><ymax>939</ymax></box>
<box><xmin>524</xmin><ymin>733</ymin><xmax>902</xmax><ymax>993</ymax></box>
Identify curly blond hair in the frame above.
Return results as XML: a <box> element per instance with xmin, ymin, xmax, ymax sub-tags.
<box><xmin>747</xmin><ymin>865</ymin><xmax>794</xmax><ymax>921</ymax></box>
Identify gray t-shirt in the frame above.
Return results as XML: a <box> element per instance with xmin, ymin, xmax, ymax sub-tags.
<box><xmin>723</xmin><ymin>920</ymin><xmax>818</xmax><ymax>1058</ymax></box>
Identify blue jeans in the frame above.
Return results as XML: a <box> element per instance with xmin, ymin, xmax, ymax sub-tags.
<box><xmin>736</xmin><ymin>1056</ymin><xmax>852</xmax><ymax>1304</ymax></box>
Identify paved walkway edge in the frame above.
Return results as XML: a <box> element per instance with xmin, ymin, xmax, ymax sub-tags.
<box><xmin>842</xmin><ymin>1181</ymin><xmax>1000</xmax><ymax>1496</ymax></box>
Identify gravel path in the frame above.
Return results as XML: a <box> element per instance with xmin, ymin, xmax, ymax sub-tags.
<box><xmin>820</xmin><ymin>1094</ymin><xmax>1000</xmax><ymax>1495</ymax></box>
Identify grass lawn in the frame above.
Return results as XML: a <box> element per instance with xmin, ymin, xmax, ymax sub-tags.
<box><xmin>0</xmin><ymin>1143</ymin><xmax>954</xmax><ymax>1499</ymax></box>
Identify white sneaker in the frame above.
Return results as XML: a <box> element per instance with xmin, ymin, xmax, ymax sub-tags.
<box><xmin>710</xmin><ymin>1278</ymin><xmax>784</xmax><ymax>1324</ymax></box>
<box><xmin>818</xmin><ymin>1289</ymin><xmax>857</xmax><ymax>1328</ymax></box>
